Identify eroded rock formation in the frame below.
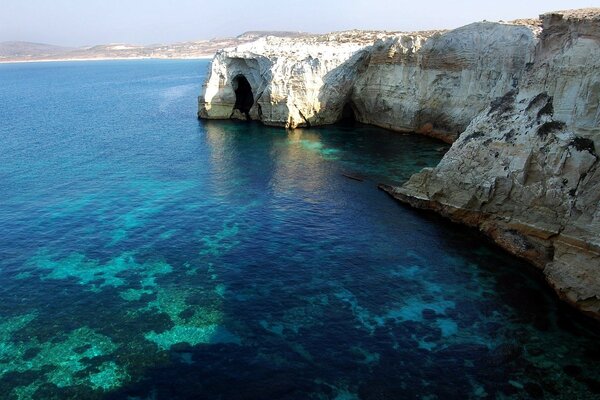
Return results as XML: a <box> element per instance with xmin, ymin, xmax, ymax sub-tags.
<box><xmin>199</xmin><ymin>8</ymin><xmax>600</xmax><ymax>320</ymax></box>
<box><xmin>384</xmin><ymin>9</ymin><xmax>600</xmax><ymax>319</ymax></box>
<box><xmin>199</xmin><ymin>31</ymin><xmax>394</xmax><ymax>128</ymax></box>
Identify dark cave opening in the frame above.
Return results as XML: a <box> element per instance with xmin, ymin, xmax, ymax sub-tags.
<box><xmin>233</xmin><ymin>75</ymin><xmax>254</xmax><ymax>116</ymax></box>
<box><xmin>340</xmin><ymin>102</ymin><xmax>357</xmax><ymax>124</ymax></box>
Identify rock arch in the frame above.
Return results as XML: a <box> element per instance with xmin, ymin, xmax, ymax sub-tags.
<box><xmin>232</xmin><ymin>74</ymin><xmax>254</xmax><ymax>117</ymax></box>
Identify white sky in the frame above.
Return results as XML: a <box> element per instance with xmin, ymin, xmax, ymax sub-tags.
<box><xmin>0</xmin><ymin>0</ymin><xmax>598</xmax><ymax>46</ymax></box>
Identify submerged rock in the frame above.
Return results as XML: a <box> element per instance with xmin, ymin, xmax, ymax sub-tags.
<box><xmin>199</xmin><ymin>8</ymin><xmax>600</xmax><ymax>321</ymax></box>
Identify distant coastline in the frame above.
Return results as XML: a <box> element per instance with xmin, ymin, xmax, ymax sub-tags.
<box><xmin>0</xmin><ymin>31</ymin><xmax>308</xmax><ymax>64</ymax></box>
<box><xmin>0</xmin><ymin>56</ymin><xmax>214</xmax><ymax>64</ymax></box>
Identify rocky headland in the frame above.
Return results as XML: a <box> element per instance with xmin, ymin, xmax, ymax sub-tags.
<box><xmin>198</xmin><ymin>9</ymin><xmax>600</xmax><ymax>321</ymax></box>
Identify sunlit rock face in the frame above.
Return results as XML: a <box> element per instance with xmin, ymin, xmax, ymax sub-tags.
<box><xmin>198</xmin><ymin>23</ymin><xmax>540</xmax><ymax>142</ymax></box>
<box><xmin>198</xmin><ymin>31</ymin><xmax>393</xmax><ymax>128</ymax></box>
<box><xmin>199</xmin><ymin>8</ymin><xmax>600</xmax><ymax>320</ymax></box>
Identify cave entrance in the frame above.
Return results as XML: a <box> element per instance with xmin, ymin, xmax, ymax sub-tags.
<box><xmin>232</xmin><ymin>75</ymin><xmax>254</xmax><ymax>117</ymax></box>
<box><xmin>340</xmin><ymin>102</ymin><xmax>357</xmax><ymax>124</ymax></box>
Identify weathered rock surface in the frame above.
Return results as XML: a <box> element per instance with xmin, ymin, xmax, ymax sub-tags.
<box><xmin>384</xmin><ymin>9</ymin><xmax>600</xmax><ymax>320</ymax></box>
<box><xmin>351</xmin><ymin>23</ymin><xmax>539</xmax><ymax>142</ymax></box>
<box><xmin>199</xmin><ymin>8</ymin><xmax>600</xmax><ymax>320</ymax></box>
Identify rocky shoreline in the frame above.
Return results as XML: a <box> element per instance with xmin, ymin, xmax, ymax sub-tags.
<box><xmin>198</xmin><ymin>8</ymin><xmax>600</xmax><ymax>321</ymax></box>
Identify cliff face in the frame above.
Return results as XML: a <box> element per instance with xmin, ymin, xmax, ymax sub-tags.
<box><xmin>386</xmin><ymin>9</ymin><xmax>600</xmax><ymax>319</ymax></box>
<box><xmin>199</xmin><ymin>8</ymin><xmax>600</xmax><ymax>320</ymax></box>
<box><xmin>199</xmin><ymin>24</ymin><xmax>540</xmax><ymax>142</ymax></box>
<box><xmin>351</xmin><ymin>23</ymin><xmax>539</xmax><ymax>142</ymax></box>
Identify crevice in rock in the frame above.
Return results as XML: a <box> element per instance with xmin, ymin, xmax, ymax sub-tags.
<box><xmin>254</xmin><ymin>90</ymin><xmax>265</xmax><ymax>121</ymax></box>
<box><xmin>296</xmin><ymin>107</ymin><xmax>311</xmax><ymax>128</ymax></box>
<box><xmin>571</xmin><ymin>156</ymin><xmax>598</xmax><ymax>208</ymax></box>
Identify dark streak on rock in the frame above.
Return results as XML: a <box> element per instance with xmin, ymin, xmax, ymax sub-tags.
<box><xmin>536</xmin><ymin>99</ymin><xmax>554</xmax><ymax>120</ymax></box>
<box><xmin>488</xmin><ymin>90</ymin><xmax>517</xmax><ymax>116</ymax></box>
<box><xmin>570</xmin><ymin>136</ymin><xmax>596</xmax><ymax>155</ymax></box>
<box><xmin>526</xmin><ymin>92</ymin><xmax>550</xmax><ymax>112</ymax></box>
<box><xmin>462</xmin><ymin>131</ymin><xmax>485</xmax><ymax>143</ymax></box>
<box><xmin>537</xmin><ymin>121</ymin><xmax>565</xmax><ymax>138</ymax></box>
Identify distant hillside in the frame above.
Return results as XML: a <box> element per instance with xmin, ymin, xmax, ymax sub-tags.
<box><xmin>237</xmin><ymin>31</ymin><xmax>311</xmax><ymax>40</ymax></box>
<box><xmin>0</xmin><ymin>41</ymin><xmax>74</xmax><ymax>58</ymax></box>
<box><xmin>0</xmin><ymin>32</ymin><xmax>310</xmax><ymax>63</ymax></box>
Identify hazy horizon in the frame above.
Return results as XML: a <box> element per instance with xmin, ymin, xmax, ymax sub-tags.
<box><xmin>1</xmin><ymin>0</ymin><xmax>597</xmax><ymax>47</ymax></box>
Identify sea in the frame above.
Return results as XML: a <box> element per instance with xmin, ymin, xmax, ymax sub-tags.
<box><xmin>0</xmin><ymin>59</ymin><xmax>598</xmax><ymax>399</ymax></box>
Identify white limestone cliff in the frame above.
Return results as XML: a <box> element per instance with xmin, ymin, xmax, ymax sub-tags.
<box><xmin>199</xmin><ymin>23</ymin><xmax>540</xmax><ymax>142</ymax></box>
<box><xmin>199</xmin><ymin>8</ymin><xmax>600</xmax><ymax>320</ymax></box>
<box><xmin>199</xmin><ymin>31</ymin><xmax>400</xmax><ymax>128</ymax></box>
<box><xmin>351</xmin><ymin>22</ymin><xmax>540</xmax><ymax>142</ymax></box>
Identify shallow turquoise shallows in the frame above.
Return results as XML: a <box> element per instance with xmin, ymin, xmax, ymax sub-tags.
<box><xmin>0</xmin><ymin>60</ymin><xmax>598</xmax><ymax>400</ymax></box>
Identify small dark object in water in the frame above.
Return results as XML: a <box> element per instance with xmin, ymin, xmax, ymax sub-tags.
<box><xmin>342</xmin><ymin>173</ymin><xmax>364</xmax><ymax>182</ymax></box>
<box><xmin>488</xmin><ymin>343</ymin><xmax>522</xmax><ymax>366</ymax></box>
<box><xmin>378</xmin><ymin>183</ymin><xmax>394</xmax><ymax>192</ymax></box>
<box><xmin>527</xmin><ymin>346</ymin><xmax>544</xmax><ymax>356</ymax></box>
<box><xmin>524</xmin><ymin>382</ymin><xmax>544</xmax><ymax>398</ymax></box>
<box><xmin>422</xmin><ymin>308</ymin><xmax>437</xmax><ymax>320</ymax></box>
<box><xmin>563</xmin><ymin>364</ymin><xmax>582</xmax><ymax>377</ymax></box>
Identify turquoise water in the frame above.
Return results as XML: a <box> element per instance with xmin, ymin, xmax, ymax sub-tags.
<box><xmin>0</xmin><ymin>59</ymin><xmax>598</xmax><ymax>399</ymax></box>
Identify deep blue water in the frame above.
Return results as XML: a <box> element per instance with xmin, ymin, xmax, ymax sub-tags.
<box><xmin>0</xmin><ymin>59</ymin><xmax>598</xmax><ymax>400</ymax></box>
